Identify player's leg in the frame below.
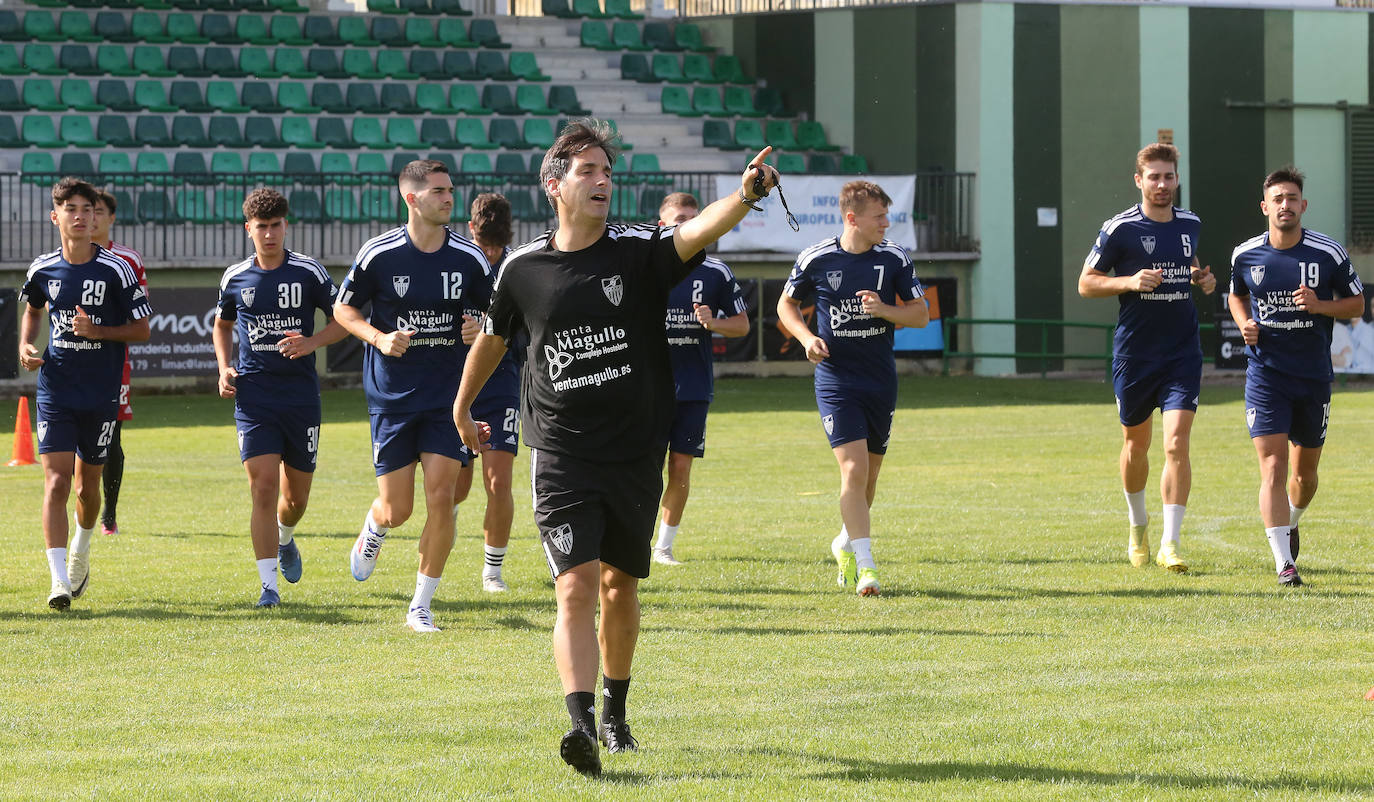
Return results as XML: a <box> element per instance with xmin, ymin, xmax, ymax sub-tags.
<box><xmin>1114</xmin><ymin>359</ymin><xmax>1156</xmax><ymax>566</ymax></box>
<box><xmin>1284</xmin><ymin>384</ymin><xmax>1331</xmax><ymax>563</ymax></box>
<box><xmin>833</xmin><ymin>439</ymin><xmax>880</xmax><ymax>595</ymax></box>
<box><xmin>654</xmin><ymin>451</ymin><xmax>694</xmax><ymax>565</ymax></box>
<box><xmin>452</xmin><ymin>463</ymin><xmax>474</xmax><ymax>513</ymax></box>
<box><xmin>244</xmin><ymin>453</ymin><xmax>285</xmax><ymax>606</ymax></box>
<box><xmin>1155</xmin><ymin>409</ymin><xmax>1194</xmax><ymax>572</ymax></box>
<box><xmin>40</xmin><ymin>450</ymin><xmax>76</xmax><ymax>607</ymax></box>
<box><xmin>408</xmin><ymin>450</ymin><xmax>462</xmax><ymax>630</ymax></box>
<box><xmin>1246</xmin><ymin>365</ymin><xmax>1301</xmax><ymax>585</ymax></box>
<box><xmin>65</xmin><ymin>409</ymin><xmax>113</xmax><ymax>603</ymax></box>
<box><xmin>480</xmin><ymin>449</ymin><xmax>515</xmax><ymax>591</ymax></box>
<box><xmin>598</xmin><ymin>562</ymin><xmax>639</xmax><ymax>752</ymax></box>
<box><xmin>275</xmin><ymin>462</ymin><xmax>314</xmax><ymax>586</ymax></box>
<box><xmin>351</xmin><ymin>413</ymin><xmax>417</xmax><ymax>582</ymax></box>
<box><xmin>554</xmin><ymin>559</ymin><xmax>603</xmax><ymax>775</ymax></box>
<box><xmin>100</xmin><ymin>420</ymin><xmax>123</xmax><ymax>535</ymax></box>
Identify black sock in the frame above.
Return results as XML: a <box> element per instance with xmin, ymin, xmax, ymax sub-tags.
<box><xmin>565</xmin><ymin>691</ymin><xmax>596</xmax><ymax>733</ymax></box>
<box><xmin>602</xmin><ymin>676</ymin><xmax>630</xmax><ymax>723</ymax></box>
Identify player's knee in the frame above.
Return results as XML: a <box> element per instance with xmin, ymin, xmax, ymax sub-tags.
<box><xmin>556</xmin><ymin>575</ymin><xmax>598</xmax><ymax>612</ymax></box>
<box><xmin>1163</xmin><ymin>434</ymin><xmax>1189</xmax><ymax>461</ymax></box>
<box><xmin>375</xmin><ymin>500</ymin><xmax>412</xmax><ymax>528</ymax></box>
<box><xmin>485</xmin><ymin>472</ymin><xmax>512</xmax><ymax>499</ymax></box>
<box><xmin>44</xmin><ymin>470</ymin><xmax>72</xmax><ymax>498</ymax></box>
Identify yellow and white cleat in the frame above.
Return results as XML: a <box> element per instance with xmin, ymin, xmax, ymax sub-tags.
<box><xmin>1128</xmin><ymin>524</ymin><xmax>1150</xmax><ymax>568</ymax></box>
<box><xmin>1155</xmin><ymin>544</ymin><xmax>1188</xmax><ymax>574</ymax></box>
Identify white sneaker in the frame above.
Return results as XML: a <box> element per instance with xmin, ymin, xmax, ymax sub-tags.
<box><xmin>406</xmin><ymin>606</ymin><xmax>441</xmax><ymax>633</ymax></box>
<box><xmin>68</xmin><ymin>549</ymin><xmax>90</xmax><ymax>599</ymax></box>
<box><xmin>652</xmin><ymin>547</ymin><xmax>682</xmax><ymax>566</ymax></box>
<box><xmin>350</xmin><ymin>525</ymin><xmax>386</xmax><ymax>581</ymax></box>
<box><xmin>482</xmin><ymin>575</ymin><xmax>508</xmax><ymax>593</ymax></box>
<box><xmin>48</xmin><ymin>579</ymin><xmax>72</xmax><ymax>610</ymax></box>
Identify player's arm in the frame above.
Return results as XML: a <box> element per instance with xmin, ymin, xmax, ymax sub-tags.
<box><xmin>1078</xmin><ymin>263</ymin><xmax>1161</xmax><ymax>297</ymax></box>
<box><xmin>18</xmin><ymin>303</ymin><xmax>45</xmax><ymax>371</ymax></box>
<box><xmin>452</xmin><ymin>331</ymin><xmax>504</xmax><ymax>453</ymax></box>
<box><xmin>332</xmin><ymin>300</ymin><xmax>409</xmax><ymax>357</ymax></box>
<box><xmin>212</xmin><ymin>316</ymin><xmax>237</xmax><ymax>398</ymax></box>
<box><xmin>279</xmin><ymin>318</ymin><xmax>349</xmax><ymax>360</ymax></box>
<box><xmin>1228</xmin><ymin>290</ymin><xmax>1259</xmax><ymax>346</ymax></box>
<box><xmin>674</xmin><ymin>147</ymin><xmax>780</xmax><ymax>261</ymax></box>
<box><xmin>694</xmin><ymin>305</ymin><xmax>749</xmax><ymax>338</ymax></box>
<box><xmin>857</xmin><ymin>290</ymin><xmax>929</xmax><ymax>329</ymax></box>
<box><xmin>72</xmin><ymin>306</ymin><xmax>150</xmax><ymax>342</ymax></box>
<box><xmin>1293</xmin><ymin>286</ymin><xmax>1364</xmax><ymax>319</ymax></box>
<box><xmin>777</xmin><ymin>294</ymin><xmax>827</xmax><ymax>363</ymax></box>
<box><xmin>1190</xmin><ymin>258</ymin><xmax>1216</xmax><ymax>294</ymax></box>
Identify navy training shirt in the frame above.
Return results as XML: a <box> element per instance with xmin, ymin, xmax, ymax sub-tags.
<box><xmin>665</xmin><ymin>255</ymin><xmax>747</xmax><ymax>403</ymax></box>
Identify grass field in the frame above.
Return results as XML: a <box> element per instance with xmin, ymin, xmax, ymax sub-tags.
<box><xmin>2</xmin><ymin>375</ymin><xmax>1373</xmax><ymax>800</ymax></box>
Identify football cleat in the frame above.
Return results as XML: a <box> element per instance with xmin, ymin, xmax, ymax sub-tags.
<box><xmin>350</xmin><ymin>524</ymin><xmax>386</xmax><ymax>581</ymax></box>
<box><xmin>48</xmin><ymin>579</ymin><xmax>72</xmax><ymax>611</ymax></box>
<box><xmin>1278</xmin><ymin>563</ymin><xmax>1303</xmax><ymax>587</ymax></box>
<box><xmin>1128</xmin><ymin>524</ymin><xmax>1150</xmax><ymax>568</ymax></box>
<box><xmin>651</xmin><ymin>546</ymin><xmax>682</xmax><ymax>567</ymax></box>
<box><xmin>406</xmin><ymin>606</ymin><xmax>441</xmax><ymax>633</ymax></box>
<box><xmin>831</xmin><ymin>540</ymin><xmax>857</xmax><ymax>588</ymax></box>
<box><xmin>600</xmin><ymin>718</ymin><xmax>638</xmax><ymax>753</ymax></box>
<box><xmin>560</xmin><ymin>727</ymin><xmax>602</xmax><ymax>777</ymax></box>
<box><xmin>68</xmin><ymin>549</ymin><xmax>90</xmax><ymax>599</ymax></box>
<box><xmin>481</xmin><ymin>575</ymin><xmax>508</xmax><ymax>593</ymax></box>
<box><xmin>1289</xmin><ymin>527</ymin><xmax>1300</xmax><ymax>562</ymax></box>
<box><xmin>100</xmin><ymin>522</ymin><xmax>118</xmax><ymax>536</ymax></box>
<box><xmin>1155</xmin><ymin>544</ymin><xmax>1188</xmax><ymax>574</ymax></box>
<box><xmin>278</xmin><ymin>539</ymin><xmax>303</xmax><ymax>584</ymax></box>
<box><xmin>256</xmin><ymin>587</ymin><xmax>280</xmax><ymax>608</ymax></box>
<box><xmin>856</xmin><ymin>567</ymin><xmax>880</xmax><ymax>597</ymax></box>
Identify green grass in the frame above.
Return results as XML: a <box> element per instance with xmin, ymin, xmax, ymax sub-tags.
<box><xmin>2</xmin><ymin>376</ymin><xmax>1373</xmax><ymax>800</ymax></box>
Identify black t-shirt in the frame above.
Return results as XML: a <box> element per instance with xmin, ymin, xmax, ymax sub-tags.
<box><xmin>483</xmin><ymin>224</ymin><xmax>703</xmax><ymax>461</ymax></box>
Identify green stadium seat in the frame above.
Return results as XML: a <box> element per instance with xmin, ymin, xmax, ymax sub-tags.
<box><xmin>23</xmin><ymin>12</ymin><xmax>61</xmax><ymax>43</ymax></box>
<box><xmin>22</xmin><ymin>79</ymin><xmax>63</xmax><ymax>112</ymax></box>
<box><xmin>797</xmin><ymin>120</ymin><xmax>840</xmax><ymax>151</ymax></box>
<box><xmin>59</xmin><ymin>152</ymin><xmax>97</xmax><ymax>178</ymax></box>
<box><xmin>642</xmin><ymin>22</ymin><xmax>679</xmax><ymax>51</ymax></box>
<box><xmin>638</xmin><ymin>187</ymin><xmax>669</xmax><ymax>219</ymax></box>
<box><xmin>129</xmin><ymin>12</ymin><xmax>169</xmax><ymax>43</ymax></box>
<box><xmin>475</xmin><ymin>51</ymin><xmax>514</xmax><ymax>80</ymax></box>
<box><xmin>0</xmin><ymin>11</ymin><xmax>20</xmax><ymax>41</ymax></box>
<box><xmin>165</xmin><ymin>13</ymin><xmax>207</xmax><ymax>43</ymax></box>
<box><xmin>345</xmin><ymin>83</ymin><xmax>383</xmax><ymax>114</ymax></box>
<box><xmin>659</xmin><ymin>86</ymin><xmax>694</xmax><ymax>117</ymax></box>
<box><xmin>404</xmin><ymin>18</ymin><xmax>440</xmax><ymax>47</ymax></box>
<box><xmin>652</xmin><ymin>54</ymin><xmax>688</xmax><ymax>83</ymax></box>
<box><xmin>733</xmin><ymin>119</ymin><xmax>765</xmax><ymax>150</ymax></box>
<box><xmin>381</xmin><ymin>83</ymin><xmax>419</xmax><ymax>114</ymax></box>
<box><xmin>415</xmin><ymin>83</ymin><xmax>454</xmax><ymax>114</ymax></box>
<box><xmin>371</xmin><ymin>17</ymin><xmax>406</xmax><ymax>47</ymax></box>
<box><xmin>355</xmin><ymin>152</ymin><xmax>390</xmax><ymax>184</ymax></box>
<box><xmin>211</xmin><ymin>189</ymin><xmax>242</xmax><ymax>223</ymax></box>
<box><xmin>0</xmin><ymin>45</ymin><xmax>22</xmax><ymax>76</ymax></box>
<box><xmin>0</xmin><ymin>115</ymin><xmax>21</xmax><ymax>147</ymax></box>
<box><xmin>96</xmin><ymin>114</ymin><xmax>136</xmax><ymax>147</ymax></box>
<box><xmin>682</xmin><ymin>52</ymin><xmax>715</xmax><ymax>83</ymax></box>
<box><xmin>389</xmin><ymin>153</ymin><xmax>421</xmax><ymax>177</ymax></box>
<box><xmin>169</xmin><ymin>80</ymin><xmax>211</xmax><ymax>112</ymax></box>
<box><xmin>409</xmin><ymin>50</ymin><xmax>444</xmax><ymax>80</ymax></box>
<box><xmin>205</xmin><ymin>80</ymin><xmax>248</xmax><ymax>113</ymax></box>
<box><xmin>523</xmin><ymin>117</ymin><xmax>555</xmax><ymax>149</ymax></box>
<box><xmin>59</xmin><ymin>45</ymin><xmax>100</xmax><ymax>76</ymax></box>
<box><xmin>714</xmin><ymin>54</ymin><xmax>749</xmax><ymax>84</ymax></box>
<box><xmin>693</xmin><ymin>87</ymin><xmax>728</xmax><ymax>117</ymax></box>
<box><xmin>176</xmin><ymin>189</ymin><xmax>214</xmax><ymax>223</ymax></box>
<box><xmin>764</xmin><ymin>120</ymin><xmax>797</xmax><ymax>150</ymax></box>
<box><xmin>244</xmin><ymin>116</ymin><xmax>284</xmax><ymax>148</ymax></box>
<box><xmin>376</xmin><ymin>50</ymin><xmax>418</xmax><ymax>80</ymax></box>
<box><xmin>210</xmin><ymin>151</ymin><xmax>245</xmax><ymax>177</ymax></box>
<box><xmin>607</xmin><ymin>118</ymin><xmax>631</xmax><ymax>149</ymax></box>
<box><xmin>269</xmin><ymin>0</ymin><xmax>309</xmax><ymax>12</ymax></box>
<box><xmin>337</xmin><ymin>17</ymin><xmax>379</xmax><ymax>47</ymax></box>
<box><xmin>511</xmin><ymin>189</ymin><xmax>545</xmax><ymax>222</ymax></box>
<box><xmin>386</xmin><ymin>118</ymin><xmax>426</xmax><ymax>149</ymax></box>
<box><xmin>481</xmin><ymin>84</ymin><xmax>517</xmax><ymax>115</ymax></box>
<box><xmin>612</xmin><ymin>153</ymin><xmax>631</xmax><ymax>179</ymax></box>
<box><xmin>0</xmin><ymin>79</ymin><xmax>20</xmax><ymax>110</ymax></box>
<box><xmin>673</xmin><ymin>23</ymin><xmax>714</xmax><ymax>53</ymax></box>
<box><xmin>488</xmin><ymin>118</ymin><xmax>526</xmax><ymax>149</ymax></box>
<box><xmin>343</xmin><ymin>50</ymin><xmax>381</xmax><ymax>80</ymax></box>
<box><xmin>612</xmin><ymin>21</ymin><xmax>650</xmax><ymax>52</ymax></box>
<box><xmin>242</xmin><ymin>80</ymin><xmax>284</xmax><ymax>112</ymax></box>
<box><xmin>173</xmin><ymin>151</ymin><xmax>212</xmax><ymax>184</ymax></box>
<box><xmin>315</xmin><ymin>116</ymin><xmax>353</xmax><ymax>148</ymax></box>
<box><xmin>303</xmin><ymin>17</ymin><xmax>343</xmax><ymax>46</ymax></box>
<box><xmin>724</xmin><ymin>86</ymin><xmax>764</xmax><ymax>118</ymax></box>
<box><xmin>456</xmin><ymin>118</ymin><xmax>495</xmax><ymax>149</ymax></box>
<box><xmin>359</xmin><ymin>187</ymin><xmax>396</xmax><ymax>219</ymax></box>
<box><xmin>236</xmin><ymin>15</ymin><xmax>271</xmax><ymax>45</ymax></box>
<box><xmin>442</xmin><ymin>51</ymin><xmax>476</xmax><ymax>80</ymax></box>
<box><xmin>807</xmin><ymin>154</ymin><xmax>839</xmax><ymax>173</ymax></box>
<box><xmin>367</xmin><ymin>0</ymin><xmax>405</xmax><ymax>13</ymax></box>
<box><xmin>274</xmin><ymin>48</ymin><xmax>314</xmax><ymax>79</ymax></box>
<box><xmin>755</xmin><ymin>86</ymin><xmax>785</xmax><ymax>117</ymax></box>
<box><xmin>494</xmin><ymin>152</ymin><xmax>526</xmax><ymax>174</ymax></box>
<box><xmin>307</xmin><ymin>48</ymin><xmax>347</xmax><ymax>79</ymax></box>
<box><xmin>428</xmin><ymin>151</ymin><xmax>457</xmax><ymax>175</ymax></box>
<box><xmin>580</xmin><ymin>21</ymin><xmax>613</xmax><ymax>51</ymax></box>
<box><xmin>548</xmin><ymin>85</ymin><xmax>590</xmax><ymax>115</ymax></box>
<box><xmin>436</xmin><ymin>17</ymin><xmax>473</xmax><ymax>47</ymax></box>
<box><xmin>543</xmin><ymin>0</ymin><xmax>576</xmax><ymax>17</ymax></box>
<box><xmin>269</xmin><ymin>16</ymin><xmax>310</xmax><ymax>46</ymax></box>
<box><xmin>135</xmin><ymin>152</ymin><xmax>172</xmax><ymax>185</ymax></box>
<box><xmin>208</xmin><ymin>116</ymin><xmax>246</xmax><ymax>147</ymax></box>
<box><xmin>840</xmin><ymin>153</ymin><xmax>868</xmax><ymax>174</ymax></box>
<box><xmin>604</xmin><ymin>0</ymin><xmax>642</xmax><ymax>20</ymax></box>
<box><xmin>134</xmin><ymin>115</ymin><xmax>175</xmax><ymax>146</ymax></box>
<box><xmin>283</xmin><ymin>152</ymin><xmax>318</xmax><ymax>178</ymax></box>
<box><xmin>172</xmin><ymin>116</ymin><xmax>212</xmax><ymax>147</ymax></box>
<box><xmin>571</xmin><ymin>0</ymin><xmax>610</xmax><ymax>19</ymax></box>
<box><xmin>510</xmin><ymin>52</ymin><xmax>549</xmax><ymax>82</ymax></box>
<box><xmin>459</xmin><ymin>152</ymin><xmax>493</xmax><ymax>183</ymax></box>
<box><xmin>448</xmin><ymin>84</ymin><xmax>489</xmax><ymax>114</ymax></box>
<box><xmin>774</xmin><ymin>152</ymin><xmax>805</xmax><ymax>173</ymax></box>
<box><xmin>96</xmin><ymin>44</ymin><xmax>136</xmax><ymax>76</ymax></box>
<box><xmin>134</xmin><ymin>80</ymin><xmax>176</xmax><ymax>112</ymax></box>
<box><xmin>246</xmin><ymin>152</ymin><xmax>284</xmax><ymax>185</ymax></box>
<box><xmin>238</xmin><ymin>47</ymin><xmax>278</xmax><ymax>78</ymax></box>
<box><xmin>620</xmin><ymin>53</ymin><xmax>651</xmax><ymax>82</ymax></box>
<box><xmin>137</xmin><ymin>192</ymin><xmax>177</xmax><ymax>224</ymax></box>
<box><xmin>96</xmin><ymin>80</ymin><xmax>138</xmax><ymax>111</ymax></box>
<box><xmin>468</xmin><ymin>18</ymin><xmax>507</xmax><ymax>48</ymax></box>
<box><xmin>320</xmin><ymin>152</ymin><xmax>357</xmax><ymax>182</ymax></box>
<box><xmin>278</xmin><ymin>82</ymin><xmax>320</xmax><ymax>113</ymax></box>
<box><xmin>203</xmin><ymin>47</ymin><xmax>243</xmax><ymax>77</ymax></box>
<box><xmin>311</xmin><ymin>82</ymin><xmax>348</xmax><ymax>113</ymax></box>
<box><xmin>516</xmin><ymin>84</ymin><xmax>555</xmax><ymax>115</ymax></box>
<box><xmin>401</xmin><ymin>0</ymin><xmax>439</xmax><ymax>14</ymax></box>
<box><xmin>608</xmin><ymin>184</ymin><xmax>636</xmax><ymax>219</ymax></box>
<box><xmin>60</xmin><ymin>115</ymin><xmax>101</xmax><ymax>147</ymax></box>
<box><xmin>419</xmin><ymin>118</ymin><xmax>456</xmax><ymax>149</ymax></box>
<box><xmin>166</xmin><ymin>46</ymin><xmax>207</xmax><ymax>77</ymax></box>
<box><xmin>325</xmin><ymin>189</ymin><xmax>364</xmax><ymax>223</ymax></box>
<box><xmin>200</xmin><ymin>14</ymin><xmax>237</xmax><ymax>44</ymax></box>
<box><xmin>58</xmin><ymin>79</ymin><xmax>106</xmax><ymax>110</ymax></box>
<box><xmin>352</xmin><ymin>117</ymin><xmax>388</xmax><ymax>150</ymax></box>
<box><xmin>93</xmin><ymin>12</ymin><xmax>133</xmax><ymax>42</ymax></box>
<box><xmin>131</xmin><ymin>45</ymin><xmax>173</xmax><ymax>77</ymax></box>
<box><xmin>97</xmin><ymin>151</ymin><xmax>136</xmax><ymax>184</ymax></box>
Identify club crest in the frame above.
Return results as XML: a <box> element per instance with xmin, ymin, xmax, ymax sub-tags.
<box><xmin>602</xmin><ymin>275</ymin><xmax>624</xmax><ymax>306</ymax></box>
<box><xmin>37</xmin><ymin>422</ymin><xmax>47</xmax><ymax>442</ymax></box>
<box><xmin>822</xmin><ymin>414</ymin><xmax>834</xmax><ymax>435</ymax></box>
<box><xmin>1140</xmin><ymin>236</ymin><xmax>1156</xmax><ymax>255</ymax></box>
<box><xmin>1246</xmin><ymin>407</ymin><xmax>1257</xmax><ymax>430</ymax></box>
<box><xmin>46</xmin><ymin>279</ymin><xmax>61</xmax><ymax>299</ymax></box>
<box><xmin>240</xmin><ymin>287</ymin><xmax>256</xmax><ymax>306</ymax></box>
<box><xmin>548</xmin><ymin>523</ymin><xmax>574</xmax><ymax>555</ymax></box>
<box><xmin>1250</xmin><ymin>265</ymin><xmax>1265</xmax><ymax>286</ymax></box>
<box><xmin>393</xmin><ymin>275</ymin><xmax>411</xmax><ymax>297</ymax></box>
<box><xmin>544</xmin><ymin>345</ymin><xmax>573</xmax><ymax>380</ymax></box>
<box><xmin>826</xmin><ymin>270</ymin><xmax>843</xmax><ymax>291</ymax></box>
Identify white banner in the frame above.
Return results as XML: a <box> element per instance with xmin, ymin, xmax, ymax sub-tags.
<box><xmin>714</xmin><ymin>175</ymin><xmax>918</xmax><ymax>254</ymax></box>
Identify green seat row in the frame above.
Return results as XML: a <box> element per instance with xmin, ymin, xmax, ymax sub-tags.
<box><xmin>702</xmin><ymin>119</ymin><xmax>841</xmax><ymax>153</ymax></box>
<box><xmin>660</xmin><ymin>85</ymin><xmax>785</xmax><ymax>119</ymax></box>
<box><xmin>621</xmin><ymin>52</ymin><xmax>750</xmax><ymax>85</ymax></box>
<box><xmin>579</xmin><ymin>20</ymin><xmax>712</xmax><ymax>53</ymax></box>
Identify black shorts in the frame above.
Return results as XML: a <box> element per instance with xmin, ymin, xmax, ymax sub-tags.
<box><xmin>530</xmin><ymin>447</ymin><xmax>665</xmax><ymax>579</ymax></box>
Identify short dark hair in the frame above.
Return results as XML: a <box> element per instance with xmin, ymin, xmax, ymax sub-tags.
<box><xmin>399</xmin><ymin>159</ymin><xmax>449</xmax><ymax>191</ymax></box>
<box><xmin>94</xmin><ymin>188</ymin><xmax>117</xmax><ymax>215</ymax></box>
<box><xmin>52</xmin><ymin>177</ymin><xmax>99</xmax><ymax>208</ymax></box>
<box><xmin>839</xmin><ymin>181</ymin><xmax>891</xmax><ymax>215</ymax></box>
<box><xmin>1136</xmin><ymin>143</ymin><xmax>1180</xmax><ymax>174</ymax></box>
<box><xmin>539</xmin><ymin>118</ymin><xmax>620</xmax><ymax>210</ymax></box>
<box><xmin>1264</xmin><ymin>165</ymin><xmax>1305</xmax><ymax>194</ymax></box>
<box><xmin>658</xmin><ymin>192</ymin><xmax>698</xmax><ymax>218</ymax></box>
<box><xmin>242</xmin><ymin>188</ymin><xmax>290</xmax><ymax>221</ymax></box>
<box><xmin>470</xmin><ymin>193</ymin><xmax>513</xmax><ymax>249</ymax></box>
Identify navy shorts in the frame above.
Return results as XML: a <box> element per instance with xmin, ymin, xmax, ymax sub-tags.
<box><xmin>1244</xmin><ymin>362</ymin><xmax>1332</xmax><ymax>448</ymax></box>
<box><xmin>369</xmin><ymin>407</ymin><xmax>469</xmax><ymax>477</ymax></box>
<box><xmin>235</xmin><ymin>402</ymin><xmax>321</xmax><ymax>473</ymax></box>
<box><xmin>472</xmin><ymin>395</ymin><xmax>520</xmax><ymax>456</ymax></box>
<box><xmin>1112</xmin><ymin>355</ymin><xmax>1202</xmax><ymax>427</ymax></box>
<box><xmin>531</xmin><ymin>447</ymin><xmax>664</xmax><ymax>579</ymax></box>
<box><xmin>815</xmin><ymin>384</ymin><xmax>896</xmax><ymax>454</ymax></box>
<box><xmin>36</xmin><ymin>399</ymin><xmax>118</xmax><ymax>465</ymax></box>
<box><xmin>667</xmin><ymin>400</ymin><xmax>710</xmax><ymax>457</ymax></box>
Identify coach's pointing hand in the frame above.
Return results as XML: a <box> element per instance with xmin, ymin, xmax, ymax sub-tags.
<box><xmin>742</xmin><ymin>147</ymin><xmax>780</xmax><ymax>201</ymax></box>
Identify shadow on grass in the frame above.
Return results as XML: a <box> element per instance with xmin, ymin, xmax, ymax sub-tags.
<box><xmin>8</xmin><ymin>601</ymin><xmax>370</xmax><ymax>625</ymax></box>
<box><xmin>642</xmin><ymin>622</ymin><xmax>1038</xmax><ymax>638</ymax></box>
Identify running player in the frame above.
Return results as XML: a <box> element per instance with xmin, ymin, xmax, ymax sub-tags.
<box><xmin>1077</xmin><ymin>143</ymin><xmax>1216</xmax><ymax>572</ymax></box>
<box><xmin>652</xmin><ymin>192</ymin><xmax>749</xmax><ymax>566</ymax></box>
<box><xmin>90</xmin><ymin>189</ymin><xmax>148</xmax><ymax>537</ymax></box>
<box><xmin>777</xmin><ymin>180</ymin><xmax>929</xmax><ymax>598</ymax></box>
<box><xmin>19</xmin><ymin>178</ymin><xmax>152</xmax><ymax>609</ymax></box>
<box><xmin>454</xmin><ymin>120</ymin><xmax>779</xmax><ymax>776</ymax></box>
<box><xmin>213</xmin><ymin>188</ymin><xmax>347</xmax><ymax>608</ymax></box>
<box><xmin>1228</xmin><ymin>166</ymin><xmax>1363</xmax><ymax>586</ymax></box>
<box><xmin>452</xmin><ymin>192</ymin><xmax>520</xmax><ymax>592</ymax></box>
<box><xmin>335</xmin><ymin>160</ymin><xmax>492</xmax><ymax>632</ymax></box>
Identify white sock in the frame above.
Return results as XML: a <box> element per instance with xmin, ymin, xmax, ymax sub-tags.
<box><xmin>1124</xmin><ymin>490</ymin><xmax>1148</xmax><ymax>527</ymax></box>
<box><xmin>656</xmin><ymin>522</ymin><xmax>678</xmax><ymax>550</ymax></box>
<box><xmin>1265</xmin><ymin>526</ymin><xmax>1293</xmax><ymax>572</ymax></box>
<box><xmin>452</xmin><ymin>503</ymin><xmax>460</xmax><ymax>518</ymax></box>
<box><xmin>851</xmin><ymin>537</ymin><xmax>875</xmax><ymax>571</ymax></box>
<box><xmin>483</xmin><ymin>545</ymin><xmax>507</xmax><ymax>578</ymax></box>
<box><xmin>1288</xmin><ymin>503</ymin><xmax>1306</xmax><ymax>529</ymax></box>
<box><xmin>46</xmin><ymin>548</ymin><xmax>70</xmax><ymax>586</ymax></box>
<box><xmin>256</xmin><ymin>557</ymin><xmax>279</xmax><ymax>592</ymax></box>
<box><xmin>365</xmin><ymin>510</ymin><xmax>389</xmax><ymax>537</ymax></box>
<box><xmin>411</xmin><ymin>572</ymin><xmax>440</xmax><ymax>610</ymax></box>
<box><xmin>1161</xmin><ymin>504</ymin><xmax>1184</xmax><ymax>547</ymax></box>
<box><xmin>71</xmin><ymin>524</ymin><xmax>94</xmax><ymax>556</ymax></box>
<box><xmin>832</xmin><ymin>526</ymin><xmax>853</xmax><ymax>554</ymax></box>
<box><xmin>278</xmin><ymin>519</ymin><xmax>295</xmax><ymax>547</ymax></box>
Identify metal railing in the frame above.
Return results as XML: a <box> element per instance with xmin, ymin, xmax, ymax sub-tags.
<box><xmin>941</xmin><ymin>317</ymin><xmax>1218</xmax><ymax>378</ymax></box>
<box><xmin>1</xmin><ymin>170</ymin><xmax>975</xmax><ymax>268</ymax></box>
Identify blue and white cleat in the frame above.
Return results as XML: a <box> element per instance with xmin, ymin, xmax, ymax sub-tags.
<box><xmin>256</xmin><ymin>587</ymin><xmax>280</xmax><ymax>608</ymax></box>
<box><xmin>279</xmin><ymin>539</ymin><xmax>303</xmax><ymax>584</ymax></box>
<box><xmin>350</xmin><ymin>524</ymin><xmax>386</xmax><ymax>581</ymax></box>
<box><xmin>406</xmin><ymin>606</ymin><xmax>441</xmax><ymax>633</ymax></box>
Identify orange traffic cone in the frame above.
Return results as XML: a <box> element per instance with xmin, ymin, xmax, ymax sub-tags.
<box><xmin>8</xmin><ymin>395</ymin><xmax>36</xmax><ymax>467</ymax></box>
